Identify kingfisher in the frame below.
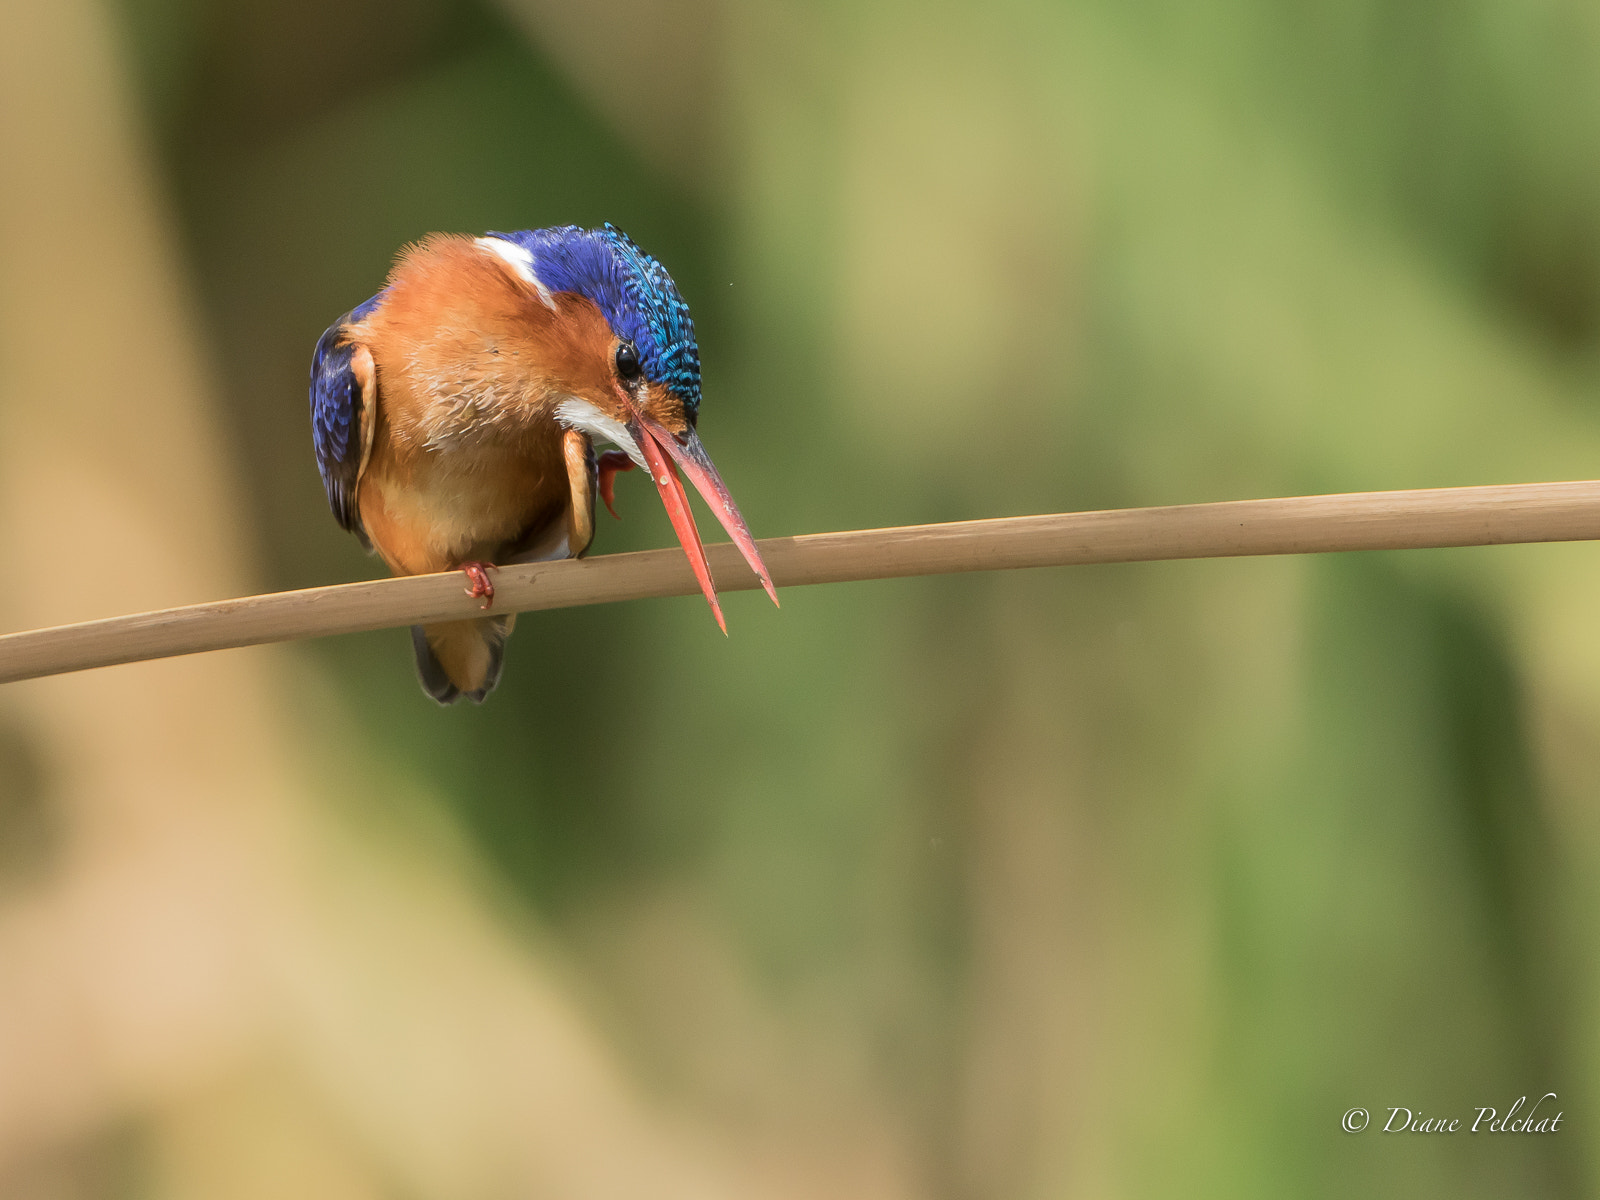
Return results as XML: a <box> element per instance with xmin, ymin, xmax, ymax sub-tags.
<box><xmin>310</xmin><ymin>224</ymin><xmax>778</xmax><ymax>703</ymax></box>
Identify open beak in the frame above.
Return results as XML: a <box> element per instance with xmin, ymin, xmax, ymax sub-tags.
<box><xmin>624</xmin><ymin>410</ymin><xmax>779</xmax><ymax>633</ymax></box>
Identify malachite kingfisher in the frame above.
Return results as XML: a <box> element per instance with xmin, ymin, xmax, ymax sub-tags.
<box><xmin>310</xmin><ymin>224</ymin><xmax>778</xmax><ymax>704</ymax></box>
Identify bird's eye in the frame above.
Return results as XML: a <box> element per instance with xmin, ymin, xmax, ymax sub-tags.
<box><xmin>615</xmin><ymin>341</ymin><xmax>641</xmax><ymax>380</ymax></box>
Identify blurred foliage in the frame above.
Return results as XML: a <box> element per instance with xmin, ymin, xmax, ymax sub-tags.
<box><xmin>0</xmin><ymin>718</ymin><xmax>55</xmax><ymax>893</ymax></box>
<box><xmin>71</xmin><ymin>0</ymin><xmax>1600</xmax><ymax>1194</ymax></box>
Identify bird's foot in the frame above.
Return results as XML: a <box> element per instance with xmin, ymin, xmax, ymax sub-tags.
<box><xmin>460</xmin><ymin>561</ymin><xmax>497</xmax><ymax>609</ymax></box>
<box><xmin>598</xmin><ymin>451</ymin><xmax>635</xmax><ymax>519</ymax></box>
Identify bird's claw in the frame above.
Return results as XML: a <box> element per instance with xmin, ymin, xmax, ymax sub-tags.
<box><xmin>597</xmin><ymin>450</ymin><xmax>635</xmax><ymax>519</ymax></box>
<box><xmin>461</xmin><ymin>561</ymin><xmax>497</xmax><ymax>609</ymax></box>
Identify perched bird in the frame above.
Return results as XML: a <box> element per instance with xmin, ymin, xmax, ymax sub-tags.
<box><xmin>310</xmin><ymin>224</ymin><xmax>777</xmax><ymax>703</ymax></box>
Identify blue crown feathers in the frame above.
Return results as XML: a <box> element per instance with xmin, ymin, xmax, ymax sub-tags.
<box><xmin>486</xmin><ymin>224</ymin><xmax>702</xmax><ymax>416</ymax></box>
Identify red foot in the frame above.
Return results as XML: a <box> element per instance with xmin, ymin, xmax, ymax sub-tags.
<box><xmin>597</xmin><ymin>450</ymin><xmax>636</xmax><ymax>519</ymax></box>
<box><xmin>460</xmin><ymin>561</ymin><xmax>497</xmax><ymax>609</ymax></box>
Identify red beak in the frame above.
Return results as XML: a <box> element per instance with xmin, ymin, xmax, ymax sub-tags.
<box><xmin>624</xmin><ymin>410</ymin><xmax>779</xmax><ymax>633</ymax></box>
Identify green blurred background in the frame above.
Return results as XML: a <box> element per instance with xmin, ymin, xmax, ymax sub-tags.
<box><xmin>0</xmin><ymin>0</ymin><xmax>1597</xmax><ymax>1195</ymax></box>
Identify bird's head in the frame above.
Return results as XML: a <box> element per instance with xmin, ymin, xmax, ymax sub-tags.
<box><xmin>478</xmin><ymin>224</ymin><xmax>776</xmax><ymax>628</ymax></box>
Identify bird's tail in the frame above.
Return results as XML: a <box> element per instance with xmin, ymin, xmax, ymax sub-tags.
<box><xmin>410</xmin><ymin>615</ymin><xmax>516</xmax><ymax>704</ymax></box>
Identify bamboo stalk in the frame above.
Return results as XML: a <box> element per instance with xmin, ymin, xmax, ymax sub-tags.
<box><xmin>3</xmin><ymin>478</ymin><xmax>1599</xmax><ymax>686</ymax></box>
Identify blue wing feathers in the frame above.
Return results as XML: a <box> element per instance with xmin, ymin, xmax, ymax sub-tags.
<box><xmin>310</xmin><ymin>298</ymin><xmax>380</xmax><ymax>536</ymax></box>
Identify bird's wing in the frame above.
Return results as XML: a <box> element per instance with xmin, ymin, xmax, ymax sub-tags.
<box><xmin>310</xmin><ymin>309</ymin><xmax>380</xmax><ymax>538</ymax></box>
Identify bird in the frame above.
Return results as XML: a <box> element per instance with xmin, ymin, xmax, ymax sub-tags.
<box><xmin>310</xmin><ymin>224</ymin><xmax>778</xmax><ymax>704</ymax></box>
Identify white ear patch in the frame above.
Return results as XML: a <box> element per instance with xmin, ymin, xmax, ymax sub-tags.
<box><xmin>476</xmin><ymin>237</ymin><xmax>557</xmax><ymax>310</ymax></box>
<box><xmin>555</xmin><ymin>398</ymin><xmax>648</xmax><ymax>470</ymax></box>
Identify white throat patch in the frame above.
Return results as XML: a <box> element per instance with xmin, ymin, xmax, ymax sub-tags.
<box><xmin>555</xmin><ymin>398</ymin><xmax>647</xmax><ymax>470</ymax></box>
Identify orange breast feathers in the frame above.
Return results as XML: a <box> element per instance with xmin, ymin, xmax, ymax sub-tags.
<box><xmin>345</xmin><ymin>235</ymin><xmax>617</xmax><ymax>576</ymax></box>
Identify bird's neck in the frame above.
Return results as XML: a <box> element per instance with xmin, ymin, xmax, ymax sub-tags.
<box><xmin>364</xmin><ymin>236</ymin><xmax>618</xmax><ymax>449</ymax></box>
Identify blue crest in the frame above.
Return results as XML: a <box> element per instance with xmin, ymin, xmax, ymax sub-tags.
<box><xmin>485</xmin><ymin>225</ymin><xmax>703</xmax><ymax>416</ymax></box>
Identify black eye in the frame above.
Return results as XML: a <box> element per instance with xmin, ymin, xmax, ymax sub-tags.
<box><xmin>615</xmin><ymin>341</ymin><xmax>641</xmax><ymax>380</ymax></box>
